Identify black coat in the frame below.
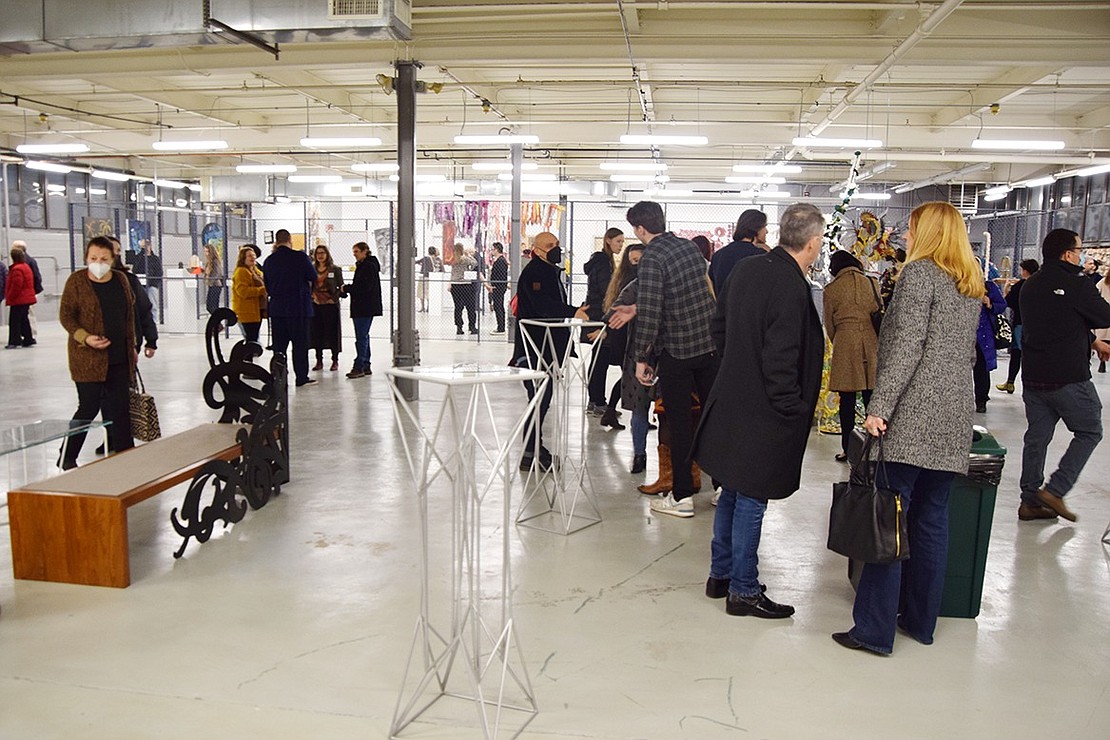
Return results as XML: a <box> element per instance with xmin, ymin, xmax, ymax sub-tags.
<box><xmin>583</xmin><ymin>251</ymin><xmax>614</xmax><ymax>322</ymax></box>
<box><xmin>512</xmin><ymin>257</ymin><xmax>579</xmax><ymax>367</ymax></box>
<box><xmin>693</xmin><ymin>247</ymin><xmax>824</xmax><ymax>500</ymax></box>
<box><xmin>118</xmin><ymin>268</ymin><xmax>158</xmax><ymax>351</ymax></box>
<box><xmin>345</xmin><ymin>256</ymin><xmax>383</xmax><ymax>318</ymax></box>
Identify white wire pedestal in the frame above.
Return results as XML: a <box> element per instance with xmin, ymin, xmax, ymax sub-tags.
<box><xmin>385</xmin><ymin>364</ymin><xmax>548</xmax><ymax>740</ymax></box>
<box><xmin>515</xmin><ymin>319</ymin><xmax>606</xmax><ymax>535</ymax></box>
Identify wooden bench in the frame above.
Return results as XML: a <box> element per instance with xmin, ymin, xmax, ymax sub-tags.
<box><xmin>8</xmin><ymin>424</ymin><xmax>247</xmax><ymax>588</ymax></box>
<box><xmin>7</xmin><ymin>309</ymin><xmax>290</xmax><ymax>588</ymax></box>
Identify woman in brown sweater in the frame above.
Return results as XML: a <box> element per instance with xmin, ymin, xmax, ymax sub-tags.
<box><xmin>57</xmin><ymin>236</ymin><xmax>137</xmax><ymax>469</ymax></box>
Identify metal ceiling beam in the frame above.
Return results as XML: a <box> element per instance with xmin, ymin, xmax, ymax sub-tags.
<box><xmin>929</xmin><ymin>66</ymin><xmax>1059</xmax><ymax>130</ymax></box>
<box><xmin>252</xmin><ymin>70</ymin><xmax>387</xmax><ymax>126</ymax></box>
<box><xmin>84</xmin><ymin>77</ymin><xmax>272</xmax><ymax>131</ymax></box>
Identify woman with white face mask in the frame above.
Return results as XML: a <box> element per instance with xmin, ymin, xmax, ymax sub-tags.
<box><xmin>56</xmin><ymin>236</ymin><xmax>138</xmax><ymax>469</ymax></box>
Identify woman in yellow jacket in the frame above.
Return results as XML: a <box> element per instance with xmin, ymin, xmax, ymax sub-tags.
<box><xmin>231</xmin><ymin>245</ymin><xmax>267</xmax><ymax>343</ymax></box>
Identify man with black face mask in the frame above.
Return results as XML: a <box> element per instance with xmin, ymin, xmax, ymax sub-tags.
<box><xmin>513</xmin><ymin>231</ymin><xmax>589</xmax><ymax>471</ymax></box>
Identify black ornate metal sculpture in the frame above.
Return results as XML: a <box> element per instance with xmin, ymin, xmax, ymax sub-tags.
<box><xmin>172</xmin><ymin>311</ymin><xmax>291</xmax><ymax>558</ymax></box>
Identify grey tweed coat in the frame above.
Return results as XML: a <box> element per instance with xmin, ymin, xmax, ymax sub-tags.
<box><xmin>868</xmin><ymin>259</ymin><xmax>981</xmax><ymax>474</ymax></box>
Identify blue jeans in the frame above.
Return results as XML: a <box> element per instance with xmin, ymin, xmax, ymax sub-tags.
<box><xmin>709</xmin><ymin>488</ymin><xmax>767</xmax><ymax>597</ymax></box>
<box><xmin>1020</xmin><ymin>381</ymin><xmax>1103</xmax><ymax>505</ymax></box>
<box><xmin>352</xmin><ymin>317</ymin><xmax>373</xmax><ymax>369</ymax></box>
<box><xmin>849</xmin><ymin>462</ymin><xmax>954</xmax><ymax>655</ymax></box>
<box><xmin>630</xmin><ymin>405</ymin><xmax>649</xmax><ymax>456</ymax></box>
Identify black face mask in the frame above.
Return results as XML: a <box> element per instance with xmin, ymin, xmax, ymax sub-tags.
<box><xmin>546</xmin><ymin>247</ymin><xmax>563</xmax><ymax>266</ymax></box>
<box><xmin>628</xmin><ymin>263</ymin><xmax>639</xmax><ymax>278</ymax></box>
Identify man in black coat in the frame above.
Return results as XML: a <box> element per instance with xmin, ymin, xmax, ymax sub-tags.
<box><xmin>487</xmin><ymin>242</ymin><xmax>509</xmax><ymax>334</ymax></box>
<box><xmin>708</xmin><ymin>208</ymin><xmax>767</xmax><ymax>297</ymax></box>
<box><xmin>1017</xmin><ymin>228</ymin><xmax>1110</xmax><ymax>522</ymax></box>
<box><xmin>693</xmin><ymin>203</ymin><xmax>825</xmax><ymax>620</ymax></box>
<box><xmin>513</xmin><ymin>232</ymin><xmax>588</xmax><ymax>471</ymax></box>
<box><xmin>263</xmin><ymin>229</ymin><xmax>318</xmax><ymax>387</ymax></box>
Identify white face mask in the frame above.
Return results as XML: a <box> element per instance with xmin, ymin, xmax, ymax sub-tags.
<box><xmin>87</xmin><ymin>262</ymin><xmax>111</xmax><ymax>279</ymax></box>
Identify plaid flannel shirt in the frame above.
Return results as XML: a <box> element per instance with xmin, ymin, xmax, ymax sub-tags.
<box><xmin>633</xmin><ymin>232</ymin><xmax>716</xmax><ymax>362</ymax></box>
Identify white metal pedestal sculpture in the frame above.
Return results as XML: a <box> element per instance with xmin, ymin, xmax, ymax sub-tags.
<box><xmin>386</xmin><ymin>364</ymin><xmax>547</xmax><ymax>739</ymax></box>
<box><xmin>515</xmin><ymin>319</ymin><xmax>606</xmax><ymax>535</ymax></box>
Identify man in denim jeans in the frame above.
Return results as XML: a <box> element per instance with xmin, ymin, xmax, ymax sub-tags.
<box><xmin>1017</xmin><ymin>228</ymin><xmax>1110</xmax><ymax>523</ymax></box>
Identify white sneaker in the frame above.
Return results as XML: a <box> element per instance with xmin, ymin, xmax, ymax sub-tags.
<box><xmin>650</xmin><ymin>493</ymin><xmax>694</xmax><ymax>518</ymax></box>
<box><xmin>711</xmin><ymin>490</ymin><xmax>721</xmax><ymax>507</ymax></box>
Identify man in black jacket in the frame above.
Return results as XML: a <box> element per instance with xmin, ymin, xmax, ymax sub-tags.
<box><xmin>1018</xmin><ymin>228</ymin><xmax>1110</xmax><ymax>523</ymax></box>
<box><xmin>514</xmin><ymin>232</ymin><xmax>587</xmax><ymax>471</ymax></box>
<box><xmin>487</xmin><ymin>242</ymin><xmax>509</xmax><ymax>334</ymax></box>
<box><xmin>693</xmin><ymin>203</ymin><xmax>825</xmax><ymax>619</ymax></box>
<box><xmin>708</xmin><ymin>209</ymin><xmax>767</xmax><ymax>297</ymax></box>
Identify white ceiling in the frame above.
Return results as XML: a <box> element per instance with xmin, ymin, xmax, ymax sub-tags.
<box><xmin>1</xmin><ymin>0</ymin><xmax>1108</xmax><ymax>195</ymax></box>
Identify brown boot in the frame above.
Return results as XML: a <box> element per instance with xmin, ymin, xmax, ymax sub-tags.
<box><xmin>691</xmin><ymin>460</ymin><xmax>702</xmax><ymax>491</ymax></box>
<box><xmin>639</xmin><ymin>444</ymin><xmax>673</xmax><ymax>495</ymax></box>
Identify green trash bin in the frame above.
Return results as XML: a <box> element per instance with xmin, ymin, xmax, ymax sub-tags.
<box><xmin>846</xmin><ymin>425</ymin><xmax>1006</xmax><ymax>619</ymax></box>
<box><xmin>939</xmin><ymin>425</ymin><xmax>1005</xmax><ymax>618</ymax></box>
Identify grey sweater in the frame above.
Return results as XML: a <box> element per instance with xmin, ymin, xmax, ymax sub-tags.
<box><xmin>869</xmin><ymin>259</ymin><xmax>981</xmax><ymax>474</ymax></box>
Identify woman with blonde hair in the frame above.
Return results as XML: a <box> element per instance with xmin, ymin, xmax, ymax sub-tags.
<box><xmin>231</xmin><ymin>245</ymin><xmax>267</xmax><ymax>343</ymax></box>
<box><xmin>833</xmin><ymin>201</ymin><xmax>983</xmax><ymax>656</ymax></box>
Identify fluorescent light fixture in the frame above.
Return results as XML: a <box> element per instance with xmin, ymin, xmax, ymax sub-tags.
<box><xmin>89</xmin><ymin>188</ymin><xmax>107</xmax><ymax>196</ymax></box>
<box><xmin>601</xmin><ymin>162</ymin><xmax>669</xmax><ymax>171</ymax></box>
<box><xmin>1019</xmin><ymin>176</ymin><xmax>1055</xmax><ymax>188</ymax></box>
<box><xmin>792</xmin><ymin>137</ymin><xmax>882</xmax><ymax>148</ymax></box>
<box><xmin>152</xmin><ymin>140</ymin><xmax>228</xmax><ymax>151</ymax></box>
<box><xmin>236</xmin><ymin>164</ymin><xmax>297</xmax><ymax>174</ymax></box>
<box><xmin>610</xmin><ymin>174</ymin><xmax>670</xmax><ymax>183</ymax></box>
<box><xmin>453</xmin><ymin>134</ymin><xmax>539</xmax><ymax>145</ymax></box>
<box><xmin>1074</xmin><ymin>163</ymin><xmax>1110</xmax><ymax>178</ymax></box>
<box><xmin>153</xmin><ymin>179</ymin><xmax>189</xmax><ymax>189</ymax></box>
<box><xmin>984</xmin><ymin>185</ymin><xmax>1012</xmax><ymax>196</ymax></box>
<box><xmin>188</xmin><ymin>184</ymin><xmax>201</xmax><ymax>192</ymax></box>
<box><xmin>16</xmin><ymin>143</ymin><xmax>90</xmax><ymax>154</ymax></box>
<box><xmin>725</xmin><ymin>176</ymin><xmax>786</xmax><ymax>185</ymax></box>
<box><xmin>971</xmin><ymin>139</ymin><xmax>1065</xmax><ymax>151</ymax></box>
<box><xmin>46</xmin><ymin>183</ymin><xmax>67</xmax><ymax>192</ymax></box>
<box><xmin>143</xmin><ymin>195</ymin><xmax>156</xmax><ymax>202</ymax></box>
<box><xmin>472</xmin><ymin>162</ymin><xmax>538</xmax><ymax>171</ymax></box>
<box><xmin>619</xmin><ymin>134</ymin><xmax>708</xmax><ymax>146</ymax></box>
<box><xmin>1060</xmin><ymin>195</ymin><xmax>1072</xmax><ymax>204</ymax></box>
<box><xmin>983</xmin><ymin>192</ymin><xmax>1008</xmax><ymax>202</ymax></box>
<box><xmin>25</xmin><ymin>161</ymin><xmax>73</xmax><ymax>173</ymax></box>
<box><xmin>856</xmin><ymin>192</ymin><xmax>892</xmax><ymax>201</ymax></box>
<box><xmin>91</xmin><ymin>169</ymin><xmax>132</xmax><ymax>181</ymax></box>
<box><xmin>299</xmin><ymin>137</ymin><xmax>382</xmax><ymax>148</ymax></box>
<box><xmin>753</xmin><ymin>190</ymin><xmax>791</xmax><ymax>198</ymax></box>
<box><xmin>288</xmin><ymin>174</ymin><xmax>343</xmax><ymax>183</ymax></box>
<box><xmin>352</xmin><ymin>163</ymin><xmax>400</xmax><ymax>173</ymax></box>
<box><xmin>387</xmin><ymin>174</ymin><xmax>448</xmax><ymax>182</ymax></box>
<box><xmin>732</xmin><ymin>164</ymin><xmax>802</xmax><ymax>174</ymax></box>
<box><xmin>497</xmin><ymin>173</ymin><xmax>557</xmax><ymax>181</ymax></box>
<box><xmin>75</xmin><ymin>187</ymin><xmax>86</xmax><ymax>194</ymax></box>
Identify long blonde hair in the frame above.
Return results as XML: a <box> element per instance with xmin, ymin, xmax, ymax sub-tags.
<box><xmin>905</xmin><ymin>202</ymin><xmax>985</xmax><ymax>300</ymax></box>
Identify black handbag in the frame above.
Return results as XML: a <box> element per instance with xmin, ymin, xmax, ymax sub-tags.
<box><xmin>992</xmin><ymin>313</ymin><xmax>1013</xmax><ymax>350</ymax></box>
<box><xmin>827</xmin><ymin>434</ymin><xmax>909</xmax><ymax>564</ymax></box>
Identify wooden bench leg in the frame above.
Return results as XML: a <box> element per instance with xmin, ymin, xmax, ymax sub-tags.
<box><xmin>8</xmin><ymin>491</ymin><xmax>131</xmax><ymax>588</ymax></box>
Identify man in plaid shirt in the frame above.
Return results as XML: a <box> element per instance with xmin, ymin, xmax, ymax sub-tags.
<box><xmin>621</xmin><ymin>201</ymin><xmax>718</xmax><ymax>518</ymax></box>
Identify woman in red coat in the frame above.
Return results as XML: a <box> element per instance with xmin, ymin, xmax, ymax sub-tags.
<box><xmin>5</xmin><ymin>247</ymin><xmax>37</xmax><ymax>348</ymax></box>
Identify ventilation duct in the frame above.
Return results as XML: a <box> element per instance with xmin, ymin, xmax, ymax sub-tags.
<box><xmin>0</xmin><ymin>0</ymin><xmax>411</xmax><ymax>55</ymax></box>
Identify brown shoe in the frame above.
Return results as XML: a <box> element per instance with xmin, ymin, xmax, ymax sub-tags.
<box><xmin>1018</xmin><ymin>503</ymin><xmax>1059</xmax><ymax>521</ymax></box>
<box><xmin>1036</xmin><ymin>489</ymin><xmax>1077</xmax><ymax>522</ymax></box>
<box><xmin>638</xmin><ymin>444</ymin><xmax>673</xmax><ymax>495</ymax></box>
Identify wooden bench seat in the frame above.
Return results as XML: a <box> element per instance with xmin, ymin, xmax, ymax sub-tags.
<box><xmin>8</xmin><ymin>423</ymin><xmax>246</xmax><ymax>588</ymax></box>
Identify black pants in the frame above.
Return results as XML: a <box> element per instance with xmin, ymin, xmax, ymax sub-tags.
<box><xmin>1006</xmin><ymin>348</ymin><xmax>1022</xmax><ymax>384</ymax></box>
<box><xmin>206</xmin><ymin>285</ymin><xmax>222</xmax><ymax>314</ymax></box>
<box><xmin>657</xmin><ymin>350</ymin><xmax>720</xmax><ymax>500</ymax></box>
<box><xmin>240</xmin><ymin>321</ymin><xmax>261</xmax><ymax>343</ymax></box>
<box><xmin>490</xmin><ymin>287</ymin><xmax>506</xmax><ymax>331</ymax></box>
<box><xmin>523</xmin><ymin>375</ymin><xmax>554</xmax><ymax>455</ymax></box>
<box><xmin>271</xmin><ymin>315</ymin><xmax>311</xmax><ymax>385</ymax></box>
<box><xmin>587</xmin><ymin>343</ymin><xmax>612</xmax><ymax>406</ymax></box>
<box><xmin>62</xmin><ymin>363</ymin><xmax>134</xmax><ymax>467</ymax></box>
<box><xmin>973</xmin><ymin>345</ymin><xmax>990</xmax><ymax>405</ymax></box>
<box><xmin>838</xmin><ymin>390</ymin><xmax>873</xmax><ymax>453</ymax></box>
<box><xmin>451</xmin><ymin>284</ymin><xmax>477</xmax><ymax>332</ymax></box>
<box><xmin>7</xmin><ymin>305</ymin><xmax>33</xmax><ymax>346</ymax></box>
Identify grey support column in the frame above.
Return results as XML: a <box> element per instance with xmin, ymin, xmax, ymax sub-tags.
<box><xmin>507</xmin><ymin>143</ymin><xmax>523</xmax><ymax>345</ymax></box>
<box><xmin>393</xmin><ymin>60</ymin><xmax>420</xmax><ymax>400</ymax></box>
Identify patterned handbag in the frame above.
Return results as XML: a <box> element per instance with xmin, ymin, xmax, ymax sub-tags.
<box><xmin>129</xmin><ymin>367</ymin><xmax>162</xmax><ymax>442</ymax></box>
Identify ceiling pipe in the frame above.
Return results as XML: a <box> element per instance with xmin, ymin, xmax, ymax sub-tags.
<box><xmin>787</xmin><ymin>0</ymin><xmax>966</xmax><ymax>160</ymax></box>
<box><xmin>892</xmin><ymin>162</ymin><xmax>992</xmax><ymax>194</ymax></box>
<box><xmin>801</xmin><ymin>151</ymin><xmax>1109</xmax><ymax>166</ymax></box>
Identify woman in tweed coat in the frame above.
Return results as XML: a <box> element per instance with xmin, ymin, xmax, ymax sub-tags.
<box><xmin>832</xmin><ymin>202</ymin><xmax>983</xmax><ymax>656</ymax></box>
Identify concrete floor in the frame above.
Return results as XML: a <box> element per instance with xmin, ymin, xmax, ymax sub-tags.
<box><xmin>1</xmin><ymin>325</ymin><xmax>1108</xmax><ymax>739</ymax></box>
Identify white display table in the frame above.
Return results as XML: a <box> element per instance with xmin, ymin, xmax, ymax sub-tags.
<box><xmin>385</xmin><ymin>364</ymin><xmax>547</xmax><ymax>739</ymax></box>
<box><xmin>515</xmin><ymin>319</ymin><xmax>606</xmax><ymax>535</ymax></box>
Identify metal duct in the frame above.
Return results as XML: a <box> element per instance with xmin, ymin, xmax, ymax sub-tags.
<box><xmin>0</xmin><ymin>0</ymin><xmax>411</xmax><ymax>55</ymax></box>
